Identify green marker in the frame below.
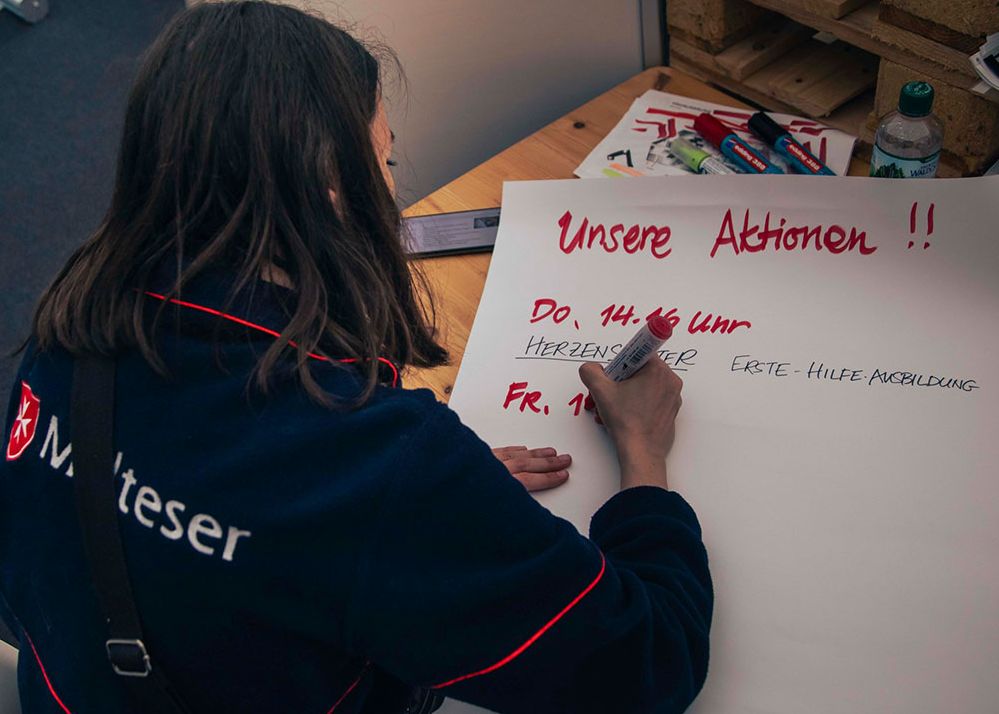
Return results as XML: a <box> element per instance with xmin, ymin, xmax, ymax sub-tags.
<box><xmin>669</xmin><ymin>137</ymin><xmax>735</xmax><ymax>175</ymax></box>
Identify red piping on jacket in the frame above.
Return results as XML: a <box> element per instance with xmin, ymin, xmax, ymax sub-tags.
<box><xmin>22</xmin><ymin>629</ymin><xmax>74</xmax><ymax>714</ymax></box>
<box><xmin>144</xmin><ymin>291</ymin><xmax>399</xmax><ymax>388</ymax></box>
<box><xmin>326</xmin><ymin>661</ymin><xmax>371</xmax><ymax>713</ymax></box>
<box><xmin>431</xmin><ymin>552</ymin><xmax>607</xmax><ymax>689</ymax></box>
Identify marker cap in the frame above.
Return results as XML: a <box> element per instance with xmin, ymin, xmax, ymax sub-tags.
<box><xmin>647</xmin><ymin>315</ymin><xmax>673</xmax><ymax>340</ymax></box>
<box><xmin>668</xmin><ymin>137</ymin><xmax>709</xmax><ymax>171</ymax></box>
<box><xmin>747</xmin><ymin>112</ymin><xmax>786</xmax><ymax>147</ymax></box>
<box><xmin>692</xmin><ymin>113</ymin><xmax>731</xmax><ymax>148</ymax></box>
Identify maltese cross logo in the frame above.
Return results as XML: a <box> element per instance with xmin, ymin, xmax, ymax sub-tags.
<box><xmin>6</xmin><ymin>382</ymin><xmax>41</xmax><ymax>461</ymax></box>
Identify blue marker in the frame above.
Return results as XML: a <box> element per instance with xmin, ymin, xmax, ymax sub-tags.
<box><xmin>693</xmin><ymin>112</ymin><xmax>783</xmax><ymax>174</ymax></box>
<box><xmin>748</xmin><ymin>112</ymin><xmax>835</xmax><ymax>175</ymax></box>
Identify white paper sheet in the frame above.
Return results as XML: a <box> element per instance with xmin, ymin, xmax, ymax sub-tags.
<box><xmin>574</xmin><ymin>90</ymin><xmax>856</xmax><ymax>178</ymax></box>
<box><xmin>444</xmin><ymin>175</ymin><xmax>999</xmax><ymax>714</ymax></box>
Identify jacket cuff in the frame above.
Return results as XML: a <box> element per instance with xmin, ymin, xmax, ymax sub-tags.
<box><xmin>589</xmin><ymin>486</ymin><xmax>700</xmax><ymax>542</ymax></box>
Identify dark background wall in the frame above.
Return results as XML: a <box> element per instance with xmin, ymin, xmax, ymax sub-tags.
<box><xmin>0</xmin><ymin>0</ymin><xmax>184</xmax><ymax>408</ymax></box>
<box><xmin>0</xmin><ymin>0</ymin><xmax>184</xmax><ymax>646</ymax></box>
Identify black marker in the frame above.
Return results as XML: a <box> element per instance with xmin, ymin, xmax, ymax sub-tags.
<box><xmin>748</xmin><ymin>112</ymin><xmax>835</xmax><ymax>176</ymax></box>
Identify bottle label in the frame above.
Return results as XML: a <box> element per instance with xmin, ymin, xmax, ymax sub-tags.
<box><xmin>869</xmin><ymin>146</ymin><xmax>939</xmax><ymax>178</ymax></box>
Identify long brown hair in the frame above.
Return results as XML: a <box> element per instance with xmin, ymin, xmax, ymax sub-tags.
<box><xmin>31</xmin><ymin>1</ymin><xmax>447</xmax><ymax>405</ymax></box>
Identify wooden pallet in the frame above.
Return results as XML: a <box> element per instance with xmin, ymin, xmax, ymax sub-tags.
<box><xmin>743</xmin><ymin>0</ymin><xmax>999</xmax><ymax>100</ymax></box>
<box><xmin>666</xmin><ymin>0</ymin><xmax>999</xmax><ymax>175</ymax></box>
<box><xmin>670</xmin><ymin>22</ymin><xmax>878</xmax><ymax>132</ymax></box>
<box><xmin>672</xmin><ymin>55</ymin><xmax>874</xmax><ymax>133</ymax></box>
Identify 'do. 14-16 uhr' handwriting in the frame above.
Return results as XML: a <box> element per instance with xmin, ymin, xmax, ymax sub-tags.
<box><xmin>530</xmin><ymin>300</ymin><xmax>752</xmax><ymax>335</ymax></box>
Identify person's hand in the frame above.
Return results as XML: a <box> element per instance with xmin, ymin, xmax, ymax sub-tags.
<box><xmin>492</xmin><ymin>446</ymin><xmax>571</xmax><ymax>492</ymax></box>
<box><xmin>578</xmin><ymin>359</ymin><xmax>683</xmax><ymax>490</ymax></box>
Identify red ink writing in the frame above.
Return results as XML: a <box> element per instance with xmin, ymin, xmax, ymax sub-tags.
<box><xmin>710</xmin><ymin>209</ymin><xmax>876</xmax><ymax>258</ymax></box>
<box><xmin>568</xmin><ymin>392</ymin><xmax>597</xmax><ymax>417</ymax></box>
<box><xmin>557</xmin><ymin>210</ymin><xmax>672</xmax><ymax>259</ymax></box>
<box><xmin>503</xmin><ymin>381</ymin><xmax>546</xmax><ymax>414</ymax></box>
<box><xmin>530</xmin><ymin>298</ymin><xmax>572</xmax><ymax>324</ymax></box>
<box><xmin>645</xmin><ymin>307</ymin><xmax>682</xmax><ymax>330</ymax></box>
<box><xmin>599</xmin><ymin>303</ymin><xmax>637</xmax><ymax>327</ymax></box>
<box><xmin>688</xmin><ymin>310</ymin><xmax>752</xmax><ymax>335</ymax></box>
<box><xmin>908</xmin><ymin>201</ymin><xmax>935</xmax><ymax>250</ymax></box>
<box><xmin>525</xmin><ymin>301</ymin><xmax>745</xmax><ymax>336</ymax></box>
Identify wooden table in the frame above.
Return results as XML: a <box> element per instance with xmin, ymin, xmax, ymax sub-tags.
<box><xmin>403</xmin><ymin>66</ymin><xmax>867</xmax><ymax>400</ymax></box>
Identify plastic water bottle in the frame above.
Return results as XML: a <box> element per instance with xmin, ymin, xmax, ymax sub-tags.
<box><xmin>870</xmin><ymin>81</ymin><xmax>944</xmax><ymax>179</ymax></box>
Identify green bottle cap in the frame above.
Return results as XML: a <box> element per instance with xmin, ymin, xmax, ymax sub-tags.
<box><xmin>898</xmin><ymin>81</ymin><xmax>934</xmax><ymax>117</ymax></box>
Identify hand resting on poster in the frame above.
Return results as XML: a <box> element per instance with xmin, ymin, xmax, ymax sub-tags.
<box><xmin>579</xmin><ymin>358</ymin><xmax>683</xmax><ymax>491</ymax></box>
<box><xmin>492</xmin><ymin>445</ymin><xmax>572</xmax><ymax>492</ymax></box>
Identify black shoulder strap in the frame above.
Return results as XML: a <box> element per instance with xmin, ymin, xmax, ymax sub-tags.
<box><xmin>71</xmin><ymin>354</ymin><xmax>194</xmax><ymax>714</ymax></box>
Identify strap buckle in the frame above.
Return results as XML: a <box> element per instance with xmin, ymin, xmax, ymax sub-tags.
<box><xmin>106</xmin><ymin>639</ymin><xmax>152</xmax><ymax>678</ymax></box>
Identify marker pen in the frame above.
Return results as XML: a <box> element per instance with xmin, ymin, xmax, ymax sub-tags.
<box><xmin>692</xmin><ymin>113</ymin><xmax>783</xmax><ymax>174</ymax></box>
<box><xmin>668</xmin><ymin>137</ymin><xmax>736</xmax><ymax>175</ymax></box>
<box><xmin>604</xmin><ymin>316</ymin><xmax>673</xmax><ymax>382</ymax></box>
<box><xmin>748</xmin><ymin>112</ymin><xmax>835</xmax><ymax>175</ymax></box>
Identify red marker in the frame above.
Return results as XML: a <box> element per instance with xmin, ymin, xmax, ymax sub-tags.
<box><xmin>604</xmin><ymin>316</ymin><xmax>673</xmax><ymax>381</ymax></box>
<box><xmin>693</xmin><ymin>113</ymin><xmax>783</xmax><ymax>174</ymax></box>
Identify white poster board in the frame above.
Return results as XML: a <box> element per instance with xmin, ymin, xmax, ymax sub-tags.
<box><xmin>444</xmin><ymin>175</ymin><xmax>999</xmax><ymax>713</ymax></box>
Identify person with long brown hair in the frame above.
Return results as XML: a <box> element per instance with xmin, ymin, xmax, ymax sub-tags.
<box><xmin>0</xmin><ymin>2</ymin><xmax>711</xmax><ymax>713</ymax></box>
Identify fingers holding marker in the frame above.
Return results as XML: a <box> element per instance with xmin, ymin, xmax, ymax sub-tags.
<box><xmin>578</xmin><ymin>367</ymin><xmax>609</xmax><ymax>426</ymax></box>
<box><xmin>577</xmin><ymin>316</ymin><xmax>682</xmax><ymax>464</ymax></box>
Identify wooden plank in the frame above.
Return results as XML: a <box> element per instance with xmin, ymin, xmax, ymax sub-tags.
<box><xmin>754</xmin><ymin>41</ymin><xmax>825</xmax><ymax>98</ymax></box>
<box><xmin>880</xmin><ymin>0</ymin><xmax>999</xmax><ymax>42</ymax></box>
<box><xmin>668</xmin><ymin>26</ymin><xmax>739</xmax><ymax>55</ymax></box>
<box><xmin>669</xmin><ymin>55</ymin><xmax>718</xmax><ymax>84</ymax></box>
<box><xmin>671</xmin><ymin>40</ymin><xmax>874</xmax><ymax>136</ymax></box>
<box><xmin>793</xmin><ymin>0</ymin><xmax>869</xmax><ymax>19</ymax></box>
<box><xmin>794</xmin><ymin>59</ymin><xmax>876</xmax><ymax>117</ymax></box>
<box><xmin>745</xmin><ymin>0</ymin><xmax>999</xmax><ymax>99</ymax></box>
<box><xmin>826</xmin><ymin>88</ymin><xmax>878</xmax><ymax>137</ymax></box>
<box><xmin>716</xmin><ymin>19</ymin><xmax>814</xmax><ymax>80</ymax></box>
<box><xmin>767</xmin><ymin>41</ymin><xmax>877</xmax><ymax>117</ymax></box>
<box><xmin>669</xmin><ymin>32</ymin><xmax>730</xmax><ymax>74</ymax></box>
<box><xmin>879</xmin><ymin>3</ymin><xmax>983</xmax><ymax>53</ymax></box>
<box><xmin>667</xmin><ymin>0</ymin><xmax>769</xmax><ymax>53</ymax></box>
<box><xmin>671</xmin><ymin>51</ymin><xmax>803</xmax><ymax>112</ymax></box>
<box><xmin>870</xmin><ymin>17</ymin><xmax>978</xmax><ymax>79</ymax></box>
<box><xmin>750</xmin><ymin>0</ymin><xmax>877</xmax><ymax>47</ymax></box>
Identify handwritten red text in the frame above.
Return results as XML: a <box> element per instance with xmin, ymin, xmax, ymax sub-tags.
<box><xmin>710</xmin><ymin>209</ymin><xmax>877</xmax><ymax>258</ymax></box>
<box><xmin>557</xmin><ymin>210</ymin><xmax>672</xmax><ymax>259</ymax></box>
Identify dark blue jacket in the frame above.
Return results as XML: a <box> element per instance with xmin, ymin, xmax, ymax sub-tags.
<box><xmin>0</xmin><ymin>273</ymin><xmax>712</xmax><ymax>713</ymax></box>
